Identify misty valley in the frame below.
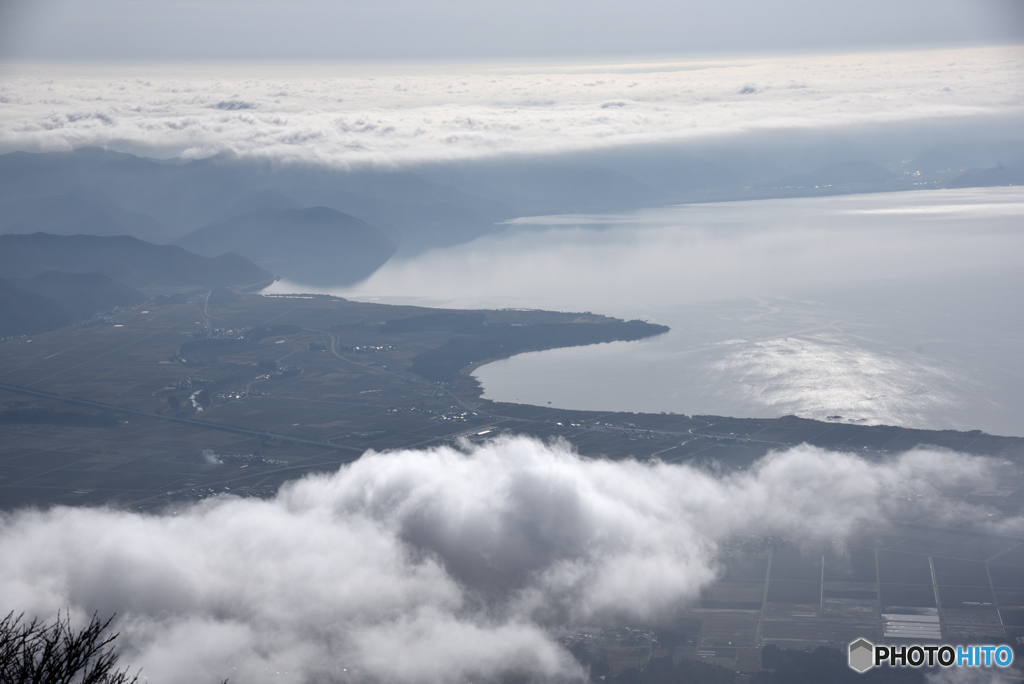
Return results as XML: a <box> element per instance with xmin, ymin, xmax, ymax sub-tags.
<box><xmin>1</xmin><ymin>98</ymin><xmax>1024</xmax><ymax>683</ymax></box>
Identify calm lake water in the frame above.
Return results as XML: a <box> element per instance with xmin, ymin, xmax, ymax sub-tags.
<box><xmin>266</xmin><ymin>187</ymin><xmax>1024</xmax><ymax>437</ymax></box>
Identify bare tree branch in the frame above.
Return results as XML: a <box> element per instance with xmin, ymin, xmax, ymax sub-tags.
<box><xmin>0</xmin><ymin>610</ymin><xmax>138</xmax><ymax>684</ymax></box>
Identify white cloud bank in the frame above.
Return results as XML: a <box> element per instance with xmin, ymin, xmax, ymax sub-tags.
<box><xmin>0</xmin><ymin>437</ymin><xmax>1020</xmax><ymax>683</ymax></box>
<box><xmin>1</xmin><ymin>46</ymin><xmax>1021</xmax><ymax>167</ymax></box>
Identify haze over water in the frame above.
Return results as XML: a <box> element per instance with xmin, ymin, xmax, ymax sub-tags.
<box><xmin>267</xmin><ymin>186</ymin><xmax>1024</xmax><ymax>437</ymax></box>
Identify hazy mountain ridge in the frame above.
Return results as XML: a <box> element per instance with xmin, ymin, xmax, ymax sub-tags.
<box><xmin>177</xmin><ymin>206</ymin><xmax>397</xmax><ymax>286</ymax></box>
<box><xmin>0</xmin><ymin>135</ymin><xmax>1020</xmax><ymax>291</ymax></box>
<box><xmin>0</xmin><ymin>233</ymin><xmax>273</xmax><ymax>289</ymax></box>
<box><xmin>908</xmin><ymin>140</ymin><xmax>1024</xmax><ymax>176</ymax></box>
<box><xmin>0</xmin><ymin>190</ymin><xmax>172</xmax><ymax>242</ymax></box>
<box><xmin>1</xmin><ymin>135</ymin><xmax>1020</xmax><ymax>232</ymax></box>
<box><xmin>0</xmin><ymin>148</ymin><xmax>508</xmax><ymax>244</ymax></box>
<box><xmin>947</xmin><ymin>162</ymin><xmax>1024</xmax><ymax>189</ymax></box>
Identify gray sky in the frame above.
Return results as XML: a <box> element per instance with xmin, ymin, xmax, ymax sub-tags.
<box><xmin>1</xmin><ymin>0</ymin><xmax>1022</xmax><ymax>62</ymax></box>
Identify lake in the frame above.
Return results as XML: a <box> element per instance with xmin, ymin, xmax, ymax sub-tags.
<box><xmin>265</xmin><ymin>187</ymin><xmax>1024</xmax><ymax>437</ymax></box>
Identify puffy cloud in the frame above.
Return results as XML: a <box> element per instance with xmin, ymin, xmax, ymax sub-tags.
<box><xmin>0</xmin><ymin>46</ymin><xmax>1021</xmax><ymax>167</ymax></box>
<box><xmin>0</xmin><ymin>436</ymin><xmax>1018</xmax><ymax>683</ymax></box>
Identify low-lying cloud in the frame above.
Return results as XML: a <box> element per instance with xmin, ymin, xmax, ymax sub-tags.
<box><xmin>1</xmin><ymin>46</ymin><xmax>1021</xmax><ymax>167</ymax></box>
<box><xmin>0</xmin><ymin>436</ymin><xmax>1019</xmax><ymax>683</ymax></box>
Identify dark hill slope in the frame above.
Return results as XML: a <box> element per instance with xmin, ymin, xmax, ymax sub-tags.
<box><xmin>0</xmin><ymin>233</ymin><xmax>272</xmax><ymax>289</ymax></box>
<box><xmin>17</xmin><ymin>271</ymin><xmax>147</xmax><ymax>319</ymax></box>
<box><xmin>0</xmin><ymin>279</ymin><xmax>74</xmax><ymax>336</ymax></box>
<box><xmin>177</xmin><ymin>206</ymin><xmax>396</xmax><ymax>285</ymax></box>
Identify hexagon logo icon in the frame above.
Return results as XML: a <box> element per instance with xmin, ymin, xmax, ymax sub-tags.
<box><xmin>849</xmin><ymin>638</ymin><xmax>874</xmax><ymax>673</ymax></box>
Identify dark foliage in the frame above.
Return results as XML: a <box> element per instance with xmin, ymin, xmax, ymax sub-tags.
<box><xmin>0</xmin><ymin>611</ymin><xmax>138</xmax><ymax>684</ymax></box>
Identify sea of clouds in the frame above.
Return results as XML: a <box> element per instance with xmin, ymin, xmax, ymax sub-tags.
<box><xmin>1</xmin><ymin>436</ymin><xmax>1020</xmax><ymax>683</ymax></box>
<box><xmin>1</xmin><ymin>46</ymin><xmax>1021</xmax><ymax>167</ymax></box>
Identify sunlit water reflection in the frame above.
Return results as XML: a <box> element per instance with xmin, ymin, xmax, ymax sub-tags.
<box><xmin>265</xmin><ymin>187</ymin><xmax>1024</xmax><ymax>436</ymax></box>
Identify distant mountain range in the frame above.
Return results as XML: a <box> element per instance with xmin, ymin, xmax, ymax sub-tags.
<box><xmin>0</xmin><ymin>138</ymin><xmax>1020</xmax><ymax>337</ymax></box>
<box><xmin>907</xmin><ymin>140</ymin><xmax>1024</xmax><ymax>175</ymax></box>
<box><xmin>0</xmin><ymin>148</ymin><xmax>507</xmax><ymax>250</ymax></box>
<box><xmin>0</xmin><ymin>233</ymin><xmax>273</xmax><ymax>289</ymax></box>
<box><xmin>0</xmin><ymin>190</ymin><xmax>172</xmax><ymax>243</ymax></box>
<box><xmin>177</xmin><ymin>206</ymin><xmax>396</xmax><ymax>285</ymax></box>
<box><xmin>947</xmin><ymin>163</ymin><xmax>1024</xmax><ymax>189</ymax></box>
<box><xmin>0</xmin><ymin>139</ymin><xmax>1020</xmax><ymax>298</ymax></box>
<box><xmin>3</xmin><ymin>139</ymin><xmax>1017</xmax><ymax>232</ymax></box>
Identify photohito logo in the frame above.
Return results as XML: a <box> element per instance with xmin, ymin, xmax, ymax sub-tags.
<box><xmin>849</xmin><ymin>639</ymin><xmax>1014</xmax><ymax>672</ymax></box>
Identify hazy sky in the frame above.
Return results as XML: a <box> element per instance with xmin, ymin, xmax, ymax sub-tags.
<box><xmin>1</xmin><ymin>0</ymin><xmax>1022</xmax><ymax>63</ymax></box>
